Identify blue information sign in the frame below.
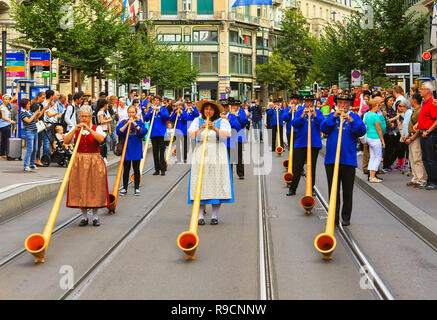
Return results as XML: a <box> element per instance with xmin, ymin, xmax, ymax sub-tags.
<box><xmin>30</xmin><ymin>52</ymin><xmax>51</xmax><ymax>61</ymax></box>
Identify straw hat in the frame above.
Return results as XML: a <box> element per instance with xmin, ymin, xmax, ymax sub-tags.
<box><xmin>195</xmin><ymin>100</ymin><xmax>224</xmax><ymax>114</ymax></box>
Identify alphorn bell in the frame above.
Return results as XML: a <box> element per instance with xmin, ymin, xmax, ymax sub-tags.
<box><xmin>275</xmin><ymin>107</ymin><xmax>284</xmax><ymax>156</ymax></box>
<box><xmin>314</xmin><ymin>117</ymin><xmax>345</xmax><ymax>260</ymax></box>
<box><xmin>177</xmin><ymin>116</ymin><xmax>210</xmax><ymax>260</ymax></box>
<box><xmin>300</xmin><ymin>111</ymin><xmax>315</xmax><ymax>215</ymax></box>
<box><xmin>165</xmin><ymin>112</ymin><xmax>180</xmax><ymax>170</ymax></box>
<box><xmin>283</xmin><ymin>107</ymin><xmax>295</xmax><ymax>185</ymax></box>
<box><xmin>108</xmin><ymin>122</ymin><xmax>132</xmax><ymax>213</ymax></box>
<box><xmin>131</xmin><ymin>109</ymin><xmax>157</xmax><ymax>184</ymax></box>
<box><xmin>24</xmin><ymin>128</ymin><xmax>84</xmax><ymax>263</ymax></box>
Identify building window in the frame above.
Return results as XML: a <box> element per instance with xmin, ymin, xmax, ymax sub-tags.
<box><xmin>193</xmin><ymin>52</ymin><xmax>218</xmax><ymax>73</ymax></box>
<box><xmin>161</xmin><ymin>0</ymin><xmax>177</xmax><ymax>15</ymax></box>
<box><xmin>193</xmin><ymin>30</ymin><xmax>218</xmax><ymax>42</ymax></box>
<box><xmin>257</xmin><ymin>6</ymin><xmax>261</xmax><ymax>17</ymax></box>
<box><xmin>230</xmin><ymin>30</ymin><xmax>252</xmax><ymax>47</ymax></box>
<box><xmin>157</xmin><ymin>34</ymin><xmax>182</xmax><ymax>42</ymax></box>
<box><xmin>230</xmin><ymin>53</ymin><xmax>252</xmax><ymax>75</ymax></box>
<box><xmin>182</xmin><ymin>0</ymin><xmax>192</xmax><ymax>11</ymax></box>
<box><xmin>197</xmin><ymin>0</ymin><xmax>213</xmax><ymax>15</ymax></box>
<box><xmin>184</xmin><ymin>35</ymin><xmax>191</xmax><ymax>42</ymax></box>
<box><xmin>230</xmin><ymin>53</ymin><xmax>239</xmax><ymax>74</ymax></box>
<box><xmin>242</xmin><ymin>55</ymin><xmax>252</xmax><ymax>75</ymax></box>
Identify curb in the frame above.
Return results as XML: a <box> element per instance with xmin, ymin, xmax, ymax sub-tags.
<box><xmin>320</xmin><ymin>143</ymin><xmax>437</xmax><ymax>249</ymax></box>
<box><xmin>0</xmin><ymin>158</ymin><xmax>120</xmax><ymax>224</ymax></box>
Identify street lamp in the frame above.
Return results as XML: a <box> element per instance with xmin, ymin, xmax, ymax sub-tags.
<box><xmin>331</xmin><ymin>11</ymin><xmax>337</xmax><ymax>21</ymax></box>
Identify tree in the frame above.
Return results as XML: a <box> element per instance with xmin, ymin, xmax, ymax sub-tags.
<box><xmin>276</xmin><ymin>8</ymin><xmax>317</xmax><ymax>88</ymax></box>
<box><xmin>256</xmin><ymin>49</ymin><xmax>297</xmax><ymax>92</ymax></box>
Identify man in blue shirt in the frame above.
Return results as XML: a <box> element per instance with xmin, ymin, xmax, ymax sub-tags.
<box><xmin>287</xmin><ymin>95</ymin><xmax>325</xmax><ymax>196</ymax></box>
<box><xmin>230</xmin><ymin>99</ymin><xmax>249</xmax><ymax>179</ymax></box>
<box><xmin>144</xmin><ymin>95</ymin><xmax>170</xmax><ymax>176</ymax></box>
<box><xmin>249</xmin><ymin>99</ymin><xmax>263</xmax><ymax>142</ymax></box>
<box><xmin>321</xmin><ymin>94</ymin><xmax>367</xmax><ymax>226</ymax></box>
<box><xmin>281</xmin><ymin>94</ymin><xmax>301</xmax><ymax>150</ymax></box>
<box><xmin>266</xmin><ymin>99</ymin><xmax>285</xmax><ymax>152</ymax></box>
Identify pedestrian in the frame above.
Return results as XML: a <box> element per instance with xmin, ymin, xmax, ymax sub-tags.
<box><xmin>363</xmin><ymin>97</ymin><xmax>386</xmax><ymax>182</ymax></box>
<box><xmin>30</xmin><ymin>92</ymin><xmax>49</xmax><ymax>167</ymax></box>
<box><xmin>405</xmin><ymin>93</ymin><xmax>427</xmax><ymax>188</ymax></box>
<box><xmin>19</xmin><ymin>98</ymin><xmax>40</xmax><ymax>171</ymax></box>
<box><xmin>249</xmin><ymin>99</ymin><xmax>263</xmax><ymax>142</ymax></box>
<box><xmin>64</xmin><ymin>91</ymin><xmax>84</xmax><ymax>133</ymax></box>
<box><xmin>117</xmin><ymin>98</ymin><xmax>129</xmax><ymax>123</ymax></box>
<box><xmin>43</xmin><ymin>90</ymin><xmax>62</xmax><ymax>158</ymax></box>
<box><xmin>63</xmin><ymin>105</ymin><xmax>109</xmax><ymax>227</ymax></box>
<box><xmin>266</xmin><ymin>99</ymin><xmax>285</xmax><ymax>152</ymax></box>
<box><xmin>382</xmin><ymin>95</ymin><xmax>401</xmax><ymax>172</ymax></box>
<box><xmin>144</xmin><ymin>95</ymin><xmax>170</xmax><ymax>176</ymax></box>
<box><xmin>417</xmin><ymin>82</ymin><xmax>437</xmax><ymax>190</ymax></box>
<box><xmin>126</xmin><ymin>89</ymin><xmax>137</xmax><ymax>107</ymax></box>
<box><xmin>321</xmin><ymin>94</ymin><xmax>367</xmax><ymax>225</ymax></box>
<box><xmin>108</xmin><ymin>95</ymin><xmax>119</xmax><ymax>154</ymax></box>
<box><xmin>117</xmin><ymin>105</ymin><xmax>147</xmax><ymax>196</ymax></box>
<box><xmin>0</xmin><ymin>95</ymin><xmax>16</xmax><ymax>159</ymax></box>
<box><xmin>96</xmin><ymin>99</ymin><xmax>113</xmax><ymax>165</ymax></box>
<box><xmin>187</xmin><ymin>100</ymin><xmax>234</xmax><ymax>225</ymax></box>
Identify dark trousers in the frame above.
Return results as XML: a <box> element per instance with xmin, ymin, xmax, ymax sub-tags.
<box><xmin>0</xmin><ymin>125</ymin><xmax>11</xmax><ymax>156</ymax></box>
<box><xmin>36</xmin><ymin>131</ymin><xmax>43</xmax><ymax>160</ymax></box>
<box><xmin>227</xmin><ymin>142</ymin><xmax>244</xmax><ymax>178</ymax></box>
<box><xmin>325</xmin><ymin>164</ymin><xmax>356</xmax><ymax>223</ymax></box>
<box><xmin>123</xmin><ymin>159</ymin><xmax>140</xmax><ymax>190</ymax></box>
<box><xmin>420</xmin><ymin>132</ymin><xmax>437</xmax><ymax>185</ymax></box>
<box><xmin>289</xmin><ymin>147</ymin><xmax>320</xmax><ymax>192</ymax></box>
<box><xmin>383</xmin><ymin>133</ymin><xmax>402</xmax><ymax>169</ymax></box>
<box><xmin>271</xmin><ymin>125</ymin><xmax>284</xmax><ymax>151</ymax></box>
<box><xmin>151</xmin><ymin>136</ymin><xmax>166</xmax><ymax>173</ymax></box>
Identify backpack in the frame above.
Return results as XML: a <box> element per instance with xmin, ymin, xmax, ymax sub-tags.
<box><xmin>60</xmin><ymin>105</ymin><xmax>74</xmax><ymax>129</ymax></box>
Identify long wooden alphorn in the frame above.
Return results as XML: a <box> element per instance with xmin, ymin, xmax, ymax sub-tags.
<box><xmin>177</xmin><ymin>116</ymin><xmax>210</xmax><ymax>260</ymax></box>
<box><xmin>301</xmin><ymin>111</ymin><xmax>315</xmax><ymax>215</ymax></box>
<box><xmin>283</xmin><ymin>107</ymin><xmax>295</xmax><ymax>185</ymax></box>
<box><xmin>25</xmin><ymin>128</ymin><xmax>84</xmax><ymax>263</ymax></box>
<box><xmin>275</xmin><ymin>107</ymin><xmax>284</xmax><ymax>156</ymax></box>
<box><xmin>314</xmin><ymin>116</ymin><xmax>345</xmax><ymax>260</ymax></box>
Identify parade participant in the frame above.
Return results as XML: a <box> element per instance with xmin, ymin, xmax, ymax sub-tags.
<box><xmin>328</xmin><ymin>85</ymin><xmax>338</xmax><ymax>110</ymax></box>
<box><xmin>221</xmin><ymin>99</ymin><xmax>240</xmax><ymax>170</ymax></box>
<box><xmin>229</xmin><ymin>98</ymin><xmax>249</xmax><ymax>179</ymax></box>
<box><xmin>169</xmin><ymin>101</ymin><xmax>190</xmax><ymax>163</ymax></box>
<box><xmin>64</xmin><ymin>105</ymin><xmax>109</xmax><ymax>227</ymax></box>
<box><xmin>185</xmin><ymin>99</ymin><xmax>200</xmax><ymax>154</ymax></box>
<box><xmin>187</xmin><ymin>100</ymin><xmax>234</xmax><ymax>225</ymax></box>
<box><xmin>117</xmin><ymin>105</ymin><xmax>147</xmax><ymax>196</ymax></box>
<box><xmin>249</xmin><ymin>99</ymin><xmax>263</xmax><ymax>142</ymax></box>
<box><xmin>144</xmin><ymin>95</ymin><xmax>170</xmax><ymax>176</ymax></box>
<box><xmin>266</xmin><ymin>99</ymin><xmax>285</xmax><ymax>152</ymax></box>
<box><xmin>321</xmin><ymin>94</ymin><xmax>367</xmax><ymax>226</ymax></box>
<box><xmin>281</xmin><ymin>94</ymin><xmax>301</xmax><ymax>149</ymax></box>
<box><xmin>287</xmin><ymin>95</ymin><xmax>325</xmax><ymax>196</ymax></box>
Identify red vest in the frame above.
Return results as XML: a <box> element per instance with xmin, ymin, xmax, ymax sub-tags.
<box><xmin>74</xmin><ymin>125</ymin><xmax>100</xmax><ymax>153</ymax></box>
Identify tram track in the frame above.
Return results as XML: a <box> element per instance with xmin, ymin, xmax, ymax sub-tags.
<box><xmin>0</xmin><ymin>166</ymin><xmax>155</xmax><ymax>270</ymax></box>
<box><xmin>59</xmin><ymin>168</ymin><xmax>190</xmax><ymax>300</ymax></box>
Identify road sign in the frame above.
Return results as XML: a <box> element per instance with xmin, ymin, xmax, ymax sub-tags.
<box><xmin>225</xmin><ymin>86</ymin><xmax>231</xmax><ymax>93</ymax></box>
<box><xmin>142</xmin><ymin>78</ymin><xmax>150</xmax><ymax>90</ymax></box>
<box><xmin>351</xmin><ymin>69</ymin><xmax>361</xmax><ymax>86</ymax></box>
<box><xmin>422</xmin><ymin>52</ymin><xmax>431</xmax><ymax>61</ymax></box>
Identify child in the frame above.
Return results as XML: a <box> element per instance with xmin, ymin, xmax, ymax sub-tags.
<box><xmin>54</xmin><ymin>125</ymin><xmax>73</xmax><ymax>153</ymax></box>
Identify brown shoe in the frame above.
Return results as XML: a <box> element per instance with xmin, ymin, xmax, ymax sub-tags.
<box><xmin>1</xmin><ymin>155</ymin><xmax>6</xmax><ymax>159</ymax></box>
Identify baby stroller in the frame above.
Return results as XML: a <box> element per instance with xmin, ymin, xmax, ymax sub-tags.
<box><xmin>40</xmin><ymin>123</ymin><xmax>72</xmax><ymax>167</ymax></box>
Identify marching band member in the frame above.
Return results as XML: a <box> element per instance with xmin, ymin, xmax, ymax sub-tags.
<box><xmin>169</xmin><ymin>101</ymin><xmax>190</xmax><ymax>163</ymax></box>
<box><xmin>321</xmin><ymin>94</ymin><xmax>367</xmax><ymax>226</ymax></box>
<box><xmin>117</xmin><ymin>106</ymin><xmax>147</xmax><ymax>196</ymax></box>
<box><xmin>185</xmin><ymin>99</ymin><xmax>200</xmax><ymax>154</ymax></box>
<box><xmin>144</xmin><ymin>95</ymin><xmax>170</xmax><ymax>176</ymax></box>
<box><xmin>64</xmin><ymin>105</ymin><xmax>109</xmax><ymax>227</ymax></box>
<box><xmin>187</xmin><ymin>100</ymin><xmax>234</xmax><ymax>225</ymax></box>
<box><xmin>281</xmin><ymin>94</ymin><xmax>301</xmax><ymax>150</ymax></box>
<box><xmin>287</xmin><ymin>95</ymin><xmax>325</xmax><ymax>196</ymax></box>
<box><xmin>231</xmin><ymin>98</ymin><xmax>249</xmax><ymax>180</ymax></box>
<box><xmin>266</xmin><ymin>99</ymin><xmax>285</xmax><ymax>152</ymax></box>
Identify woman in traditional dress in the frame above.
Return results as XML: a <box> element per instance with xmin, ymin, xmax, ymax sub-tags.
<box><xmin>64</xmin><ymin>105</ymin><xmax>109</xmax><ymax>227</ymax></box>
<box><xmin>187</xmin><ymin>100</ymin><xmax>234</xmax><ymax>225</ymax></box>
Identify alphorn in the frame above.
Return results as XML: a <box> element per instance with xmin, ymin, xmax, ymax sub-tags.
<box><xmin>177</xmin><ymin>116</ymin><xmax>210</xmax><ymax>260</ymax></box>
<box><xmin>165</xmin><ymin>112</ymin><xmax>180</xmax><ymax>170</ymax></box>
<box><xmin>283</xmin><ymin>107</ymin><xmax>295</xmax><ymax>185</ymax></box>
<box><xmin>24</xmin><ymin>128</ymin><xmax>84</xmax><ymax>263</ymax></box>
<box><xmin>275</xmin><ymin>107</ymin><xmax>284</xmax><ymax>156</ymax></box>
<box><xmin>314</xmin><ymin>116</ymin><xmax>345</xmax><ymax>260</ymax></box>
<box><xmin>131</xmin><ymin>108</ymin><xmax>157</xmax><ymax>184</ymax></box>
<box><xmin>108</xmin><ymin>122</ymin><xmax>132</xmax><ymax>213</ymax></box>
<box><xmin>300</xmin><ymin>110</ymin><xmax>315</xmax><ymax>215</ymax></box>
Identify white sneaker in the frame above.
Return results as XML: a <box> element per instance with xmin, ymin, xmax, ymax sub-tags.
<box><xmin>134</xmin><ymin>189</ymin><xmax>140</xmax><ymax>196</ymax></box>
<box><xmin>24</xmin><ymin>167</ymin><xmax>32</xmax><ymax>172</ymax></box>
<box><xmin>119</xmin><ymin>188</ymin><xmax>127</xmax><ymax>195</ymax></box>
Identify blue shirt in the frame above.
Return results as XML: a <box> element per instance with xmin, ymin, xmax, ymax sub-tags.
<box><xmin>321</xmin><ymin>112</ymin><xmax>367</xmax><ymax>167</ymax></box>
<box><xmin>236</xmin><ymin>108</ymin><xmax>249</xmax><ymax>143</ymax></box>
<box><xmin>266</xmin><ymin>107</ymin><xmax>285</xmax><ymax>127</ymax></box>
<box><xmin>0</xmin><ymin>104</ymin><xmax>11</xmax><ymax>128</ymax></box>
<box><xmin>20</xmin><ymin>110</ymin><xmax>38</xmax><ymax>131</ymax></box>
<box><xmin>402</xmin><ymin>109</ymin><xmax>413</xmax><ymax>137</ymax></box>
<box><xmin>169</xmin><ymin>109</ymin><xmax>190</xmax><ymax>136</ymax></box>
<box><xmin>116</xmin><ymin>120</ymin><xmax>147</xmax><ymax>161</ymax></box>
<box><xmin>143</xmin><ymin>106</ymin><xmax>170</xmax><ymax>137</ymax></box>
<box><xmin>226</xmin><ymin>113</ymin><xmax>242</xmax><ymax>149</ymax></box>
<box><xmin>56</xmin><ymin>101</ymin><xmax>65</xmax><ymax>116</ymax></box>
<box><xmin>281</xmin><ymin>105</ymin><xmax>304</xmax><ymax>134</ymax></box>
<box><xmin>290</xmin><ymin>108</ymin><xmax>325</xmax><ymax>149</ymax></box>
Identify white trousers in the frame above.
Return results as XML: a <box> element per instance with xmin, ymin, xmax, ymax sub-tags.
<box><xmin>367</xmin><ymin>138</ymin><xmax>382</xmax><ymax>172</ymax></box>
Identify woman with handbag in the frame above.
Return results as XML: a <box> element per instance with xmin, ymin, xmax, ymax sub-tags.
<box><xmin>116</xmin><ymin>106</ymin><xmax>147</xmax><ymax>196</ymax></box>
<box><xmin>0</xmin><ymin>95</ymin><xmax>16</xmax><ymax>159</ymax></box>
<box><xmin>19</xmin><ymin>99</ymin><xmax>41</xmax><ymax>171</ymax></box>
<box><xmin>30</xmin><ymin>92</ymin><xmax>49</xmax><ymax>167</ymax></box>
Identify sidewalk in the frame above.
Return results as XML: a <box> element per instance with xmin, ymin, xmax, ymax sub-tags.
<box><xmin>0</xmin><ymin>149</ymin><xmax>121</xmax><ymax>223</ymax></box>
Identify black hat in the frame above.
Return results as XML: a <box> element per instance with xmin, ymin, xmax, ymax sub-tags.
<box><xmin>303</xmin><ymin>95</ymin><xmax>315</xmax><ymax>101</ymax></box>
<box><xmin>220</xmin><ymin>99</ymin><xmax>229</xmax><ymax>107</ymax></box>
<box><xmin>337</xmin><ymin>94</ymin><xmax>354</xmax><ymax>101</ymax></box>
<box><xmin>297</xmin><ymin>95</ymin><xmax>304</xmax><ymax>100</ymax></box>
<box><xmin>273</xmin><ymin>98</ymin><xmax>283</xmax><ymax>103</ymax></box>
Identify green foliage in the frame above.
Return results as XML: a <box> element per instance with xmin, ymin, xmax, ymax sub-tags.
<box><xmin>256</xmin><ymin>49</ymin><xmax>297</xmax><ymax>92</ymax></box>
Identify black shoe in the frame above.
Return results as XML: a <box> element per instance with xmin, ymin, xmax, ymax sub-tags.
<box><xmin>198</xmin><ymin>218</ymin><xmax>205</xmax><ymax>225</ymax></box>
<box><xmin>375</xmin><ymin>175</ymin><xmax>383</xmax><ymax>181</ymax></box>
<box><xmin>211</xmin><ymin>218</ymin><xmax>218</xmax><ymax>225</ymax></box>
<box><xmin>93</xmin><ymin>219</ymin><xmax>101</xmax><ymax>227</ymax></box>
<box><xmin>363</xmin><ymin>171</ymin><xmax>369</xmax><ymax>175</ymax></box>
<box><xmin>342</xmin><ymin>220</ymin><xmax>350</xmax><ymax>226</ymax></box>
<box><xmin>161</xmin><ymin>171</ymin><xmax>165</xmax><ymax>176</ymax></box>
<box><xmin>153</xmin><ymin>171</ymin><xmax>160</xmax><ymax>176</ymax></box>
<box><xmin>239</xmin><ymin>176</ymin><xmax>245</xmax><ymax>180</ymax></box>
<box><xmin>286</xmin><ymin>190</ymin><xmax>296</xmax><ymax>196</ymax></box>
<box><xmin>79</xmin><ymin>219</ymin><xmax>88</xmax><ymax>227</ymax></box>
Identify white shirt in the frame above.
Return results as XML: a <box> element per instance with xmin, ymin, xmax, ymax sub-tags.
<box><xmin>44</xmin><ymin>104</ymin><xmax>59</xmax><ymax>124</ymax></box>
<box><xmin>117</xmin><ymin>105</ymin><xmax>129</xmax><ymax>123</ymax></box>
<box><xmin>67</xmin><ymin>125</ymin><xmax>105</xmax><ymax>137</ymax></box>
